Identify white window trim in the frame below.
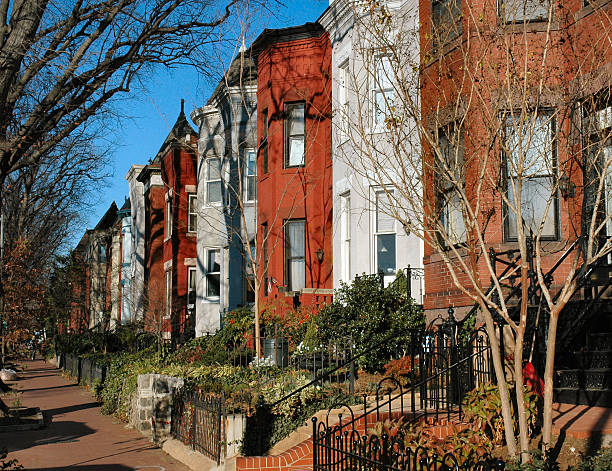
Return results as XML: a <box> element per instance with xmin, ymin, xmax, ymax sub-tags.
<box><xmin>187</xmin><ymin>266</ymin><xmax>197</xmax><ymax>307</ymax></box>
<box><xmin>284</xmin><ymin>102</ymin><xmax>306</xmax><ymax>168</ymax></box>
<box><xmin>371</xmin><ymin>187</ymin><xmax>397</xmax><ymax>278</ymax></box>
<box><xmin>244</xmin><ymin>148</ymin><xmax>257</xmax><ymax>203</ymax></box>
<box><xmin>204</xmin><ymin>248</ymin><xmax>221</xmax><ymax>301</ymax></box>
<box><xmin>371</xmin><ymin>54</ymin><xmax>395</xmax><ymax>134</ymax></box>
<box><xmin>187</xmin><ymin>194</ymin><xmax>197</xmax><ymax>233</ymax></box>
<box><xmin>165</xmin><ymin>269</ymin><xmax>172</xmax><ymax>319</ymax></box>
<box><xmin>166</xmin><ymin>199</ymin><xmax>173</xmax><ymax>240</ymax></box>
<box><xmin>340</xmin><ymin>192</ymin><xmax>351</xmax><ymax>282</ymax></box>
<box><xmin>337</xmin><ymin>60</ymin><xmax>350</xmax><ymax>145</ymax></box>
<box><xmin>205</xmin><ymin>157</ymin><xmax>223</xmax><ymax>206</ymax></box>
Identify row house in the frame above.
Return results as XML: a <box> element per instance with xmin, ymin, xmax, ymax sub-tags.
<box><xmin>418</xmin><ymin>0</ymin><xmax>612</xmax><ymax>406</ymax></box>
<box><xmin>320</xmin><ymin>0</ymin><xmax>424</xmax><ymax>300</ymax></box>
<box><xmin>69</xmin><ymin>11</ymin><xmax>427</xmax><ymax>337</ymax></box>
<box><xmin>68</xmin><ymin>202</ymin><xmax>119</xmax><ymax>332</ymax></box>
<box><xmin>191</xmin><ymin>54</ymin><xmax>258</xmax><ymax>335</ymax></box>
<box><xmin>253</xmin><ymin>23</ymin><xmax>335</xmax><ymax>315</ymax></box>
<box><xmin>135</xmin><ymin>104</ymin><xmax>198</xmax><ymax>341</ymax></box>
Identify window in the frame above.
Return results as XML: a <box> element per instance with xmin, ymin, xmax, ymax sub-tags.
<box><xmin>437</xmin><ymin>125</ymin><xmax>467</xmax><ymax>245</ymax></box>
<box><xmin>584</xmin><ymin>92</ymin><xmax>612</xmax><ymax>237</ymax></box>
<box><xmin>500</xmin><ymin>0</ymin><xmax>550</xmax><ymax>23</ymax></box>
<box><xmin>205</xmin><ymin>249</ymin><xmax>221</xmax><ymax>298</ymax></box>
<box><xmin>340</xmin><ymin>192</ymin><xmax>351</xmax><ymax>281</ymax></box>
<box><xmin>374</xmin><ymin>189</ymin><xmax>396</xmax><ymax>275</ymax></box>
<box><xmin>373</xmin><ymin>55</ymin><xmax>395</xmax><ymax>127</ymax></box>
<box><xmin>166</xmin><ymin>199</ymin><xmax>173</xmax><ymax>238</ymax></box>
<box><xmin>284</xmin><ymin>220</ymin><xmax>306</xmax><ymax>291</ymax></box>
<box><xmin>245</xmin><ymin>149</ymin><xmax>256</xmax><ymax>202</ymax></box>
<box><xmin>503</xmin><ymin>111</ymin><xmax>557</xmax><ymax>240</ymax></box>
<box><xmin>262</xmin><ymin>222</ymin><xmax>269</xmax><ymax>296</ymax></box>
<box><xmin>245</xmin><ymin>243</ymin><xmax>256</xmax><ymax>304</ymax></box>
<box><xmin>284</xmin><ymin>102</ymin><xmax>305</xmax><ymax>167</ymax></box>
<box><xmin>188</xmin><ymin>194</ymin><xmax>197</xmax><ymax>233</ymax></box>
<box><xmin>165</xmin><ymin>269</ymin><xmax>172</xmax><ymax>318</ymax></box>
<box><xmin>99</xmin><ymin>244</ymin><xmax>107</xmax><ymax>263</ymax></box>
<box><xmin>262</xmin><ymin>109</ymin><xmax>269</xmax><ymax>174</ymax></box>
<box><xmin>187</xmin><ymin>267</ymin><xmax>196</xmax><ymax>307</ymax></box>
<box><xmin>206</xmin><ymin>158</ymin><xmax>222</xmax><ymax>204</ymax></box>
<box><xmin>432</xmin><ymin>0</ymin><xmax>462</xmax><ymax>47</ymax></box>
<box><xmin>338</xmin><ymin>61</ymin><xmax>350</xmax><ymax>140</ymax></box>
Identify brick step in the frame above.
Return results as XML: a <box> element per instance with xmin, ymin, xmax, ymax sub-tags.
<box><xmin>554</xmin><ymin>387</ymin><xmax>612</xmax><ymax>408</ymax></box>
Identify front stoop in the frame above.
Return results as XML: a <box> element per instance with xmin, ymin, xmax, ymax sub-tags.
<box><xmin>236</xmin><ymin>440</ymin><xmax>313</xmax><ymax>471</ymax></box>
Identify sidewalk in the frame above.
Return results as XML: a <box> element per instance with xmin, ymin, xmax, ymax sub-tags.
<box><xmin>1</xmin><ymin>359</ymin><xmax>189</xmax><ymax>471</ymax></box>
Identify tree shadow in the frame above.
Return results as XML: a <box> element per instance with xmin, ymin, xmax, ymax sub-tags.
<box><xmin>2</xmin><ymin>420</ymin><xmax>96</xmax><ymax>452</ymax></box>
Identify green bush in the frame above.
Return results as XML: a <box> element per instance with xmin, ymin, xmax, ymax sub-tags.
<box><xmin>571</xmin><ymin>447</ymin><xmax>612</xmax><ymax>471</ymax></box>
<box><xmin>506</xmin><ymin>450</ymin><xmax>560</xmax><ymax>471</ymax></box>
<box><xmin>314</xmin><ymin>273</ymin><xmax>424</xmax><ymax>372</ymax></box>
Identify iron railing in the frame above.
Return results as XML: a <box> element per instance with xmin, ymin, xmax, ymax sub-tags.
<box><xmin>171</xmin><ymin>389</ymin><xmax>225</xmax><ymax>465</ymax></box>
<box><xmin>312</xmin><ymin>331</ymin><xmax>497</xmax><ymax>471</ymax></box>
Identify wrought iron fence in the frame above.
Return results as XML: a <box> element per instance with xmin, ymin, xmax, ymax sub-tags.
<box><xmin>171</xmin><ymin>389</ymin><xmax>225</xmax><ymax>465</ymax></box>
<box><xmin>312</xmin><ymin>421</ymin><xmax>505</xmax><ymax>471</ymax></box>
<box><xmin>312</xmin><ymin>330</ymin><xmax>496</xmax><ymax>471</ymax></box>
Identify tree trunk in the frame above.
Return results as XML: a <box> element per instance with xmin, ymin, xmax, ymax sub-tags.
<box><xmin>514</xmin><ymin>330</ymin><xmax>530</xmax><ymax>462</ymax></box>
<box><xmin>514</xmin><ymin>264</ymin><xmax>531</xmax><ymax>462</ymax></box>
<box><xmin>482</xmin><ymin>308</ymin><xmax>518</xmax><ymax>457</ymax></box>
<box><xmin>254</xmin><ymin>278</ymin><xmax>261</xmax><ymax>358</ymax></box>
<box><xmin>542</xmin><ymin>310</ymin><xmax>559</xmax><ymax>452</ymax></box>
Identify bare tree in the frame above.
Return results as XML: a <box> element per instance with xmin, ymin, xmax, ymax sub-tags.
<box><xmin>333</xmin><ymin>0</ymin><xmax>612</xmax><ymax>461</ymax></box>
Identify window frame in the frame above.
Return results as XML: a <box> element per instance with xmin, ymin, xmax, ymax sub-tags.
<box><xmin>284</xmin><ymin>102</ymin><xmax>306</xmax><ymax>168</ymax></box>
<box><xmin>340</xmin><ymin>192</ymin><xmax>351</xmax><ymax>282</ymax></box>
<box><xmin>261</xmin><ymin>109</ymin><xmax>269</xmax><ymax>174</ymax></box>
<box><xmin>431</xmin><ymin>0</ymin><xmax>463</xmax><ymax>47</ymax></box>
<box><xmin>502</xmin><ymin>109</ymin><xmax>559</xmax><ymax>242</ymax></box>
<box><xmin>338</xmin><ymin>60</ymin><xmax>350</xmax><ymax>142</ymax></box>
<box><xmin>372</xmin><ymin>188</ymin><xmax>397</xmax><ymax>277</ymax></box>
<box><xmin>166</xmin><ymin>199</ymin><xmax>173</xmax><ymax>239</ymax></box>
<box><xmin>284</xmin><ymin>219</ymin><xmax>306</xmax><ymax>292</ymax></box>
<box><xmin>165</xmin><ymin>268</ymin><xmax>172</xmax><ymax>318</ymax></box>
<box><xmin>205</xmin><ymin>248</ymin><xmax>221</xmax><ymax>300</ymax></box>
<box><xmin>245</xmin><ymin>148</ymin><xmax>257</xmax><ymax>202</ymax></box>
<box><xmin>187</xmin><ymin>266</ymin><xmax>197</xmax><ymax>307</ymax></box>
<box><xmin>499</xmin><ymin>0</ymin><xmax>552</xmax><ymax>24</ymax></box>
<box><xmin>187</xmin><ymin>193</ymin><xmax>197</xmax><ymax>233</ymax></box>
<box><xmin>205</xmin><ymin>157</ymin><xmax>223</xmax><ymax>205</ymax></box>
<box><xmin>436</xmin><ymin>124</ymin><xmax>467</xmax><ymax>247</ymax></box>
<box><xmin>372</xmin><ymin>54</ymin><xmax>395</xmax><ymax>130</ymax></box>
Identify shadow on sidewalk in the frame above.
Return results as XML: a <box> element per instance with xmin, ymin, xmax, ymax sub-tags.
<box><xmin>44</xmin><ymin>401</ymin><xmax>100</xmax><ymax>418</ymax></box>
<box><xmin>4</xmin><ymin>420</ymin><xmax>95</xmax><ymax>452</ymax></box>
<box><xmin>26</xmin><ymin>466</ymin><xmax>135</xmax><ymax>470</ymax></box>
<box><xmin>21</xmin><ymin>384</ymin><xmax>78</xmax><ymax>393</ymax></box>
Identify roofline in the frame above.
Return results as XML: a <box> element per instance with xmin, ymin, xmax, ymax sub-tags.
<box><xmin>251</xmin><ymin>22</ymin><xmax>326</xmax><ymax>58</ymax></box>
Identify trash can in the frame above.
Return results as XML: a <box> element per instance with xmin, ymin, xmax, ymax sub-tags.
<box><xmin>263</xmin><ymin>338</ymin><xmax>289</xmax><ymax>367</ymax></box>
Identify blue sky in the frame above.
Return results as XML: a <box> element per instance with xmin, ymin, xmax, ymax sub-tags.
<box><xmin>85</xmin><ymin>0</ymin><xmax>328</xmax><ymax>231</ymax></box>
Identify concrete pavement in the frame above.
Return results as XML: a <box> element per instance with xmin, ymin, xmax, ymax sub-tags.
<box><xmin>1</xmin><ymin>359</ymin><xmax>189</xmax><ymax>471</ymax></box>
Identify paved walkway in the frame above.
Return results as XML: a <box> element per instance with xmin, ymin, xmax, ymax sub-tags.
<box><xmin>1</xmin><ymin>360</ymin><xmax>189</xmax><ymax>471</ymax></box>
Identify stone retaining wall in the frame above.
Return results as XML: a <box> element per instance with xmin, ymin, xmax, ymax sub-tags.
<box><xmin>131</xmin><ymin>373</ymin><xmax>184</xmax><ymax>438</ymax></box>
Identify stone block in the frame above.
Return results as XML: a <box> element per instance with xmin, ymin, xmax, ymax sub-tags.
<box><xmin>139</xmin><ymin>397</ymin><xmax>152</xmax><ymax>408</ymax></box>
<box><xmin>138</xmin><ymin>374</ymin><xmax>152</xmax><ymax>391</ymax></box>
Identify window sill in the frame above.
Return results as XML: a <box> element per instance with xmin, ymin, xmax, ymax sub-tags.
<box><xmin>204</xmin><ymin>297</ymin><xmax>220</xmax><ymax>303</ymax></box>
<box><xmin>186</xmin><ymin>231</ymin><xmax>197</xmax><ymax>238</ymax></box>
<box><xmin>575</xmin><ymin>0</ymin><xmax>612</xmax><ymax>21</ymax></box>
<box><xmin>498</xmin><ymin>20</ymin><xmax>559</xmax><ymax>32</ymax></box>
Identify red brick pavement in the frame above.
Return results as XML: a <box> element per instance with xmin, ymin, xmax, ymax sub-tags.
<box><xmin>1</xmin><ymin>360</ymin><xmax>189</xmax><ymax>471</ymax></box>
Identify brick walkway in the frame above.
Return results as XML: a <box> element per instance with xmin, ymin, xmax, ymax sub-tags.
<box><xmin>1</xmin><ymin>360</ymin><xmax>189</xmax><ymax>471</ymax></box>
